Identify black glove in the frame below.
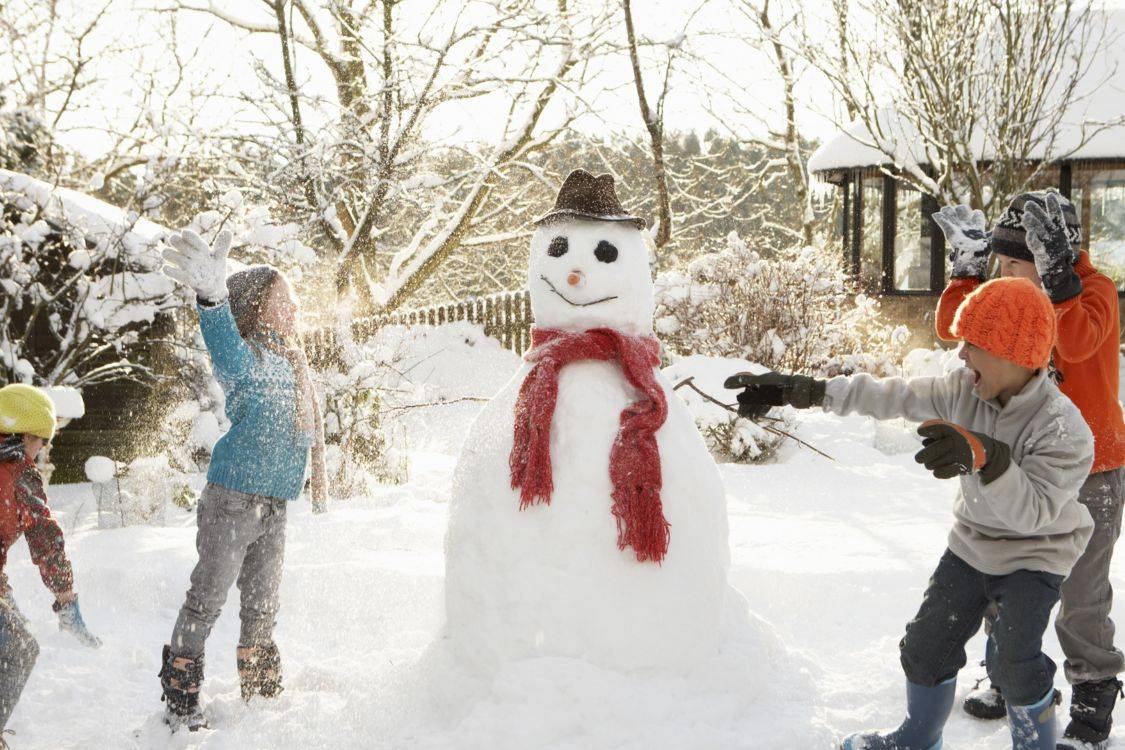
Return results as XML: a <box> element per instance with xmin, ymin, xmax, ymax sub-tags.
<box><xmin>723</xmin><ymin>371</ymin><xmax>826</xmax><ymax>419</ymax></box>
<box><xmin>915</xmin><ymin>420</ymin><xmax>1011</xmax><ymax>484</ymax></box>
<box><xmin>1021</xmin><ymin>192</ymin><xmax>1082</xmax><ymax>304</ymax></box>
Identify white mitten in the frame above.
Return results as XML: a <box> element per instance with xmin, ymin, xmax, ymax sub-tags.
<box><xmin>162</xmin><ymin>229</ymin><xmax>232</xmax><ymax>303</ymax></box>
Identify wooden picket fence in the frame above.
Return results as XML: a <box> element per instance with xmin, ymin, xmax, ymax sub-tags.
<box><xmin>304</xmin><ymin>288</ymin><xmax>533</xmax><ymax>366</ymax></box>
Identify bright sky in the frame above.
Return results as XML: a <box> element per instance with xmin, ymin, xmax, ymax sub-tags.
<box><xmin>44</xmin><ymin>0</ymin><xmax>1125</xmax><ymax>164</ymax></box>
<box><xmin>45</xmin><ymin>0</ymin><xmax>848</xmax><ymax>162</ymax></box>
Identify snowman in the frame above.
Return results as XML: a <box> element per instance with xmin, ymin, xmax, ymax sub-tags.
<box><xmin>444</xmin><ymin>169</ymin><xmax>742</xmax><ymax>671</ymax></box>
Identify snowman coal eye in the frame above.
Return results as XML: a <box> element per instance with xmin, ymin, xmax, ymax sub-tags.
<box><xmin>594</xmin><ymin>240</ymin><xmax>618</xmax><ymax>263</ymax></box>
<box><xmin>547</xmin><ymin>236</ymin><xmax>569</xmax><ymax>258</ymax></box>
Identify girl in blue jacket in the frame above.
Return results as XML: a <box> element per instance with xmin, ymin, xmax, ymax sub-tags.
<box><xmin>157</xmin><ymin>230</ymin><xmax>327</xmax><ymax>731</ymax></box>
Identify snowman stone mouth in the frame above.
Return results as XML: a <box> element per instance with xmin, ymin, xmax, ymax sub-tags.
<box><xmin>539</xmin><ymin>275</ymin><xmax>619</xmax><ymax>307</ymax></box>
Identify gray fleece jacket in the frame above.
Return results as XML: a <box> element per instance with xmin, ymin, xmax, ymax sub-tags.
<box><xmin>823</xmin><ymin>368</ymin><xmax>1094</xmax><ymax>577</ymax></box>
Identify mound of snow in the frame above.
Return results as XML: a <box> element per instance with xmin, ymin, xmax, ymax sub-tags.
<box><xmin>371</xmin><ymin>322</ymin><xmax>523</xmax><ymax>455</ymax></box>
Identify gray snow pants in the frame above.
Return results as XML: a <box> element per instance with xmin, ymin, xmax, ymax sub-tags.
<box><xmin>1057</xmin><ymin>467</ymin><xmax>1125</xmax><ymax>683</ymax></box>
<box><xmin>0</xmin><ymin>594</ymin><xmax>37</xmax><ymax>731</ymax></box>
<box><xmin>982</xmin><ymin>468</ymin><xmax>1125</xmax><ymax>685</ymax></box>
<box><xmin>170</xmin><ymin>483</ymin><xmax>287</xmax><ymax>659</ymax></box>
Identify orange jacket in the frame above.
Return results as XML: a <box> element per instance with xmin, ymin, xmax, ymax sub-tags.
<box><xmin>936</xmin><ymin>252</ymin><xmax>1125</xmax><ymax>474</ymax></box>
<box><xmin>0</xmin><ymin>441</ymin><xmax>73</xmax><ymax>596</ymax></box>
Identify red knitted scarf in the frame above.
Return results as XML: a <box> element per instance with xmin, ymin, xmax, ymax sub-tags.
<box><xmin>509</xmin><ymin>326</ymin><xmax>670</xmax><ymax>563</ymax></box>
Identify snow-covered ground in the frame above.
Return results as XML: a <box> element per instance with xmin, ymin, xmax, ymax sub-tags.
<box><xmin>7</xmin><ymin>353</ymin><xmax>1125</xmax><ymax>749</ymax></box>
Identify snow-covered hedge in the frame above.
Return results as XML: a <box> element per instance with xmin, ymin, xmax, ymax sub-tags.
<box><xmin>654</xmin><ymin>233</ymin><xmax>909</xmax><ymax>377</ymax></box>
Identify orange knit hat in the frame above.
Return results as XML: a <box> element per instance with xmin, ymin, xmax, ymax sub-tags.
<box><xmin>951</xmin><ymin>277</ymin><xmax>1056</xmax><ymax>370</ymax></box>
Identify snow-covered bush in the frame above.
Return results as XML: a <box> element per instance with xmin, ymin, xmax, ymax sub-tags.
<box><xmin>654</xmin><ymin>233</ymin><xmax>909</xmax><ymax>377</ymax></box>
<box><xmin>87</xmin><ymin>454</ymin><xmax>176</xmax><ymax>528</ymax></box>
<box><xmin>316</xmin><ymin>319</ymin><xmax>524</xmax><ymax>496</ymax></box>
<box><xmin>0</xmin><ymin>170</ymin><xmax>179</xmax><ymax>386</ymax></box>
<box><xmin>663</xmin><ymin>355</ymin><xmax>797</xmax><ymax>463</ymax></box>
<box><xmin>317</xmin><ymin>325</ymin><xmax>412</xmax><ymax>499</ymax></box>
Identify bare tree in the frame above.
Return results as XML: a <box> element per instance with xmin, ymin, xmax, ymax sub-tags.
<box><xmin>737</xmin><ymin>0</ymin><xmax>816</xmax><ymax>246</ymax></box>
<box><xmin>164</xmin><ymin>0</ymin><xmax>611</xmax><ymax>314</ymax></box>
<box><xmin>621</xmin><ymin>0</ymin><xmax>674</xmax><ymax>250</ymax></box>
<box><xmin>800</xmin><ymin>0</ymin><xmax>1120</xmax><ymax>214</ymax></box>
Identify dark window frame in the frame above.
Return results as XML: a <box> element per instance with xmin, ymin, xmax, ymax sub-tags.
<box><xmin>841</xmin><ymin>160</ymin><xmax>1125</xmax><ymax>298</ymax></box>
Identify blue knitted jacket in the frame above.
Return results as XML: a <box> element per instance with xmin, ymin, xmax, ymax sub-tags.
<box><xmin>198</xmin><ymin>300</ymin><xmax>312</xmax><ymax>501</ymax></box>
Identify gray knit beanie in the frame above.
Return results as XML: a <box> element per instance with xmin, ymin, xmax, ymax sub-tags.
<box><xmin>992</xmin><ymin>189</ymin><xmax>1082</xmax><ymax>262</ymax></box>
<box><xmin>227</xmin><ymin>265</ymin><xmax>281</xmax><ymax>338</ymax></box>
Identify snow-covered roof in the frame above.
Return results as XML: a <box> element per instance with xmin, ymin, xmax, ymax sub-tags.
<box><xmin>808</xmin><ymin>12</ymin><xmax>1125</xmax><ymax>174</ymax></box>
<box><xmin>0</xmin><ymin>168</ymin><xmax>170</xmax><ymax>255</ymax></box>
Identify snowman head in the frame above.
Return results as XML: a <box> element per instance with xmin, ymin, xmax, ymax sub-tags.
<box><xmin>528</xmin><ymin>170</ymin><xmax>654</xmax><ymax>336</ymax></box>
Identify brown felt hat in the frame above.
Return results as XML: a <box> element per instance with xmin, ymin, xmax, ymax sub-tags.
<box><xmin>533</xmin><ymin>169</ymin><xmax>647</xmax><ymax>229</ymax></box>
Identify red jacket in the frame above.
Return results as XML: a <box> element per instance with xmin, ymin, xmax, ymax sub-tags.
<box><xmin>0</xmin><ymin>442</ymin><xmax>73</xmax><ymax>596</ymax></box>
<box><xmin>936</xmin><ymin>252</ymin><xmax>1125</xmax><ymax>474</ymax></box>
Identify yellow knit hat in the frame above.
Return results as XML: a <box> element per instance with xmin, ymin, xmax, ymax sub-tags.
<box><xmin>951</xmin><ymin>277</ymin><xmax>1056</xmax><ymax>370</ymax></box>
<box><xmin>0</xmin><ymin>384</ymin><xmax>58</xmax><ymax>440</ymax></box>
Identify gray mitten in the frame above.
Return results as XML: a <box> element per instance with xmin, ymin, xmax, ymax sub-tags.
<box><xmin>932</xmin><ymin>204</ymin><xmax>991</xmax><ymax>280</ymax></box>
<box><xmin>1021</xmin><ymin>192</ymin><xmax>1082</xmax><ymax>303</ymax></box>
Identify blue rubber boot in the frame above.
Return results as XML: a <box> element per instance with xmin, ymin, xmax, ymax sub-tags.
<box><xmin>1006</xmin><ymin>689</ymin><xmax>1057</xmax><ymax>750</ymax></box>
<box><xmin>840</xmin><ymin>678</ymin><xmax>956</xmax><ymax>750</ymax></box>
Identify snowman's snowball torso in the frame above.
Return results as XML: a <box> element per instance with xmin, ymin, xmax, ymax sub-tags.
<box><xmin>444</xmin><ymin>214</ymin><xmax>741</xmax><ymax>672</ymax></box>
<box><xmin>445</xmin><ymin>358</ymin><xmax>733</xmax><ymax>671</ymax></box>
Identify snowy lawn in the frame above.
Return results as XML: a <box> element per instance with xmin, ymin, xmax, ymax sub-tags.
<box><xmin>6</xmin><ymin>412</ymin><xmax>1123</xmax><ymax>749</ymax></box>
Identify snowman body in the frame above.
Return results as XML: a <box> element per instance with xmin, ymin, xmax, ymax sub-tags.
<box><xmin>444</xmin><ymin>214</ymin><xmax>739</xmax><ymax>671</ymax></box>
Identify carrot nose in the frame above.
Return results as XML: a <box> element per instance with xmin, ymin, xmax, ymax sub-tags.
<box><xmin>567</xmin><ymin>270</ymin><xmax>584</xmax><ymax>287</ymax></box>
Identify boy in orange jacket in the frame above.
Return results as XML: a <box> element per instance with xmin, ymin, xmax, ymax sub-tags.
<box><xmin>933</xmin><ymin>190</ymin><xmax>1125</xmax><ymax>748</ymax></box>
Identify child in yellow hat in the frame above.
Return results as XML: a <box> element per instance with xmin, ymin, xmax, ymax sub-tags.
<box><xmin>0</xmin><ymin>383</ymin><xmax>100</xmax><ymax>737</ymax></box>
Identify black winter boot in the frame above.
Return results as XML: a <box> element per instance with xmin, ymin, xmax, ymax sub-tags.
<box><xmin>159</xmin><ymin>644</ymin><xmax>207</xmax><ymax>731</ymax></box>
<box><xmin>963</xmin><ymin>677</ymin><xmax>1061</xmax><ymax>721</ymax></box>
<box><xmin>963</xmin><ymin>679</ymin><xmax>1006</xmax><ymax>720</ymax></box>
<box><xmin>1058</xmin><ymin>678</ymin><xmax>1124</xmax><ymax>749</ymax></box>
<box><xmin>237</xmin><ymin>641</ymin><xmax>283</xmax><ymax>701</ymax></box>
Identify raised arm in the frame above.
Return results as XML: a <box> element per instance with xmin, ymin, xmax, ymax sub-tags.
<box><xmin>1053</xmin><ymin>271</ymin><xmax>1118</xmax><ymax>364</ymax></box>
<box><xmin>197</xmin><ymin>300</ymin><xmax>255</xmax><ymax>380</ymax></box>
<box><xmin>932</xmin><ymin>204</ymin><xmax>989</xmax><ymax>341</ymax></box>
<box><xmin>161</xmin><ymin>229</ymin><xmax>250</xmax><ymax>379</ymax></box>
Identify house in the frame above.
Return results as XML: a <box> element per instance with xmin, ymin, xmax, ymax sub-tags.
<box><xmin>807</xmin><ymin>13</ymin><xmax>1125</xmax><ymax>346</ymax></box>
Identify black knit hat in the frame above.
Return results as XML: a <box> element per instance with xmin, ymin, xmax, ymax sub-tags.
<box><xmin>533</xmin><ymin>169</ymin><xmax>647</xmax><ymax>229</ymax></box>
<box><xmin>992</xmin><ymin>189</ymin><xmax>1082</xmax><ymax>262</ymax></box>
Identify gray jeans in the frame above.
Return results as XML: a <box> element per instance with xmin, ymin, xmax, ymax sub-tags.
<box><xmin>0</xmin><ymin>594</ymin><xmax>37</xmax><ymax>731</ymax></box>
<box><xmin>1057</xmin><ymin>467</ymin><xmax>1125</xmax><ymax>683</ymax></box>
<box><xmin>983</xmin><ymin>468</ymin><xmax>1125</xmax><ymax>685</ymax></box>
<box><xmin>170</xmin><ymin>484</ymin><xmax>287</xmax><ymax>659</ymax></box>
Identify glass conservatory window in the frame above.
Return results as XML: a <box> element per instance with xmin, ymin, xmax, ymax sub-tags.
<box><xmin>1072</xmin><ymin>167</ymin><xmax>1125</xmax><ymax>289</ymax></box>
<box><xmin>860</xmin><ymin>176</ymin><xmax>883</xmax><ymax>292</ymax></box>
<box><xmin>893</xmin><ymin>185</ymin><xmax>930</xmax><ymax>291</ymax></box>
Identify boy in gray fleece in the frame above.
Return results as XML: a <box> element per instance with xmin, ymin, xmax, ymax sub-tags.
<box><xmin>726</xmin><ymin>276</ymin><xmax>1094</xmax><ymax>750</ymax></box>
